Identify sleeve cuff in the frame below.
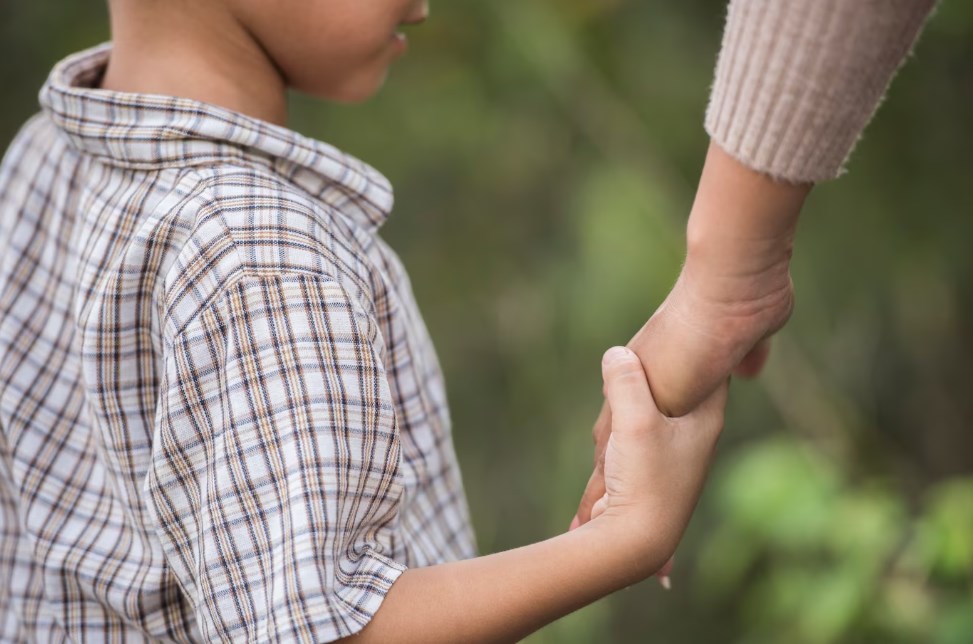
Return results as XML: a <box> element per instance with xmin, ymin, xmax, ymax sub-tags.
<box><xmin>271</xmin><ymin>550</ymin><xmax>408</xmax><ymax>643</ymax></box>
<box><xmin>334</xmin><ymin>550</ymin><xmax>408</xmax><ymax>633</ymax></box>
<box><xmin>705</xmin><ymin>0</ymin><xmax>936</xmax><ymax>183</ymax></box>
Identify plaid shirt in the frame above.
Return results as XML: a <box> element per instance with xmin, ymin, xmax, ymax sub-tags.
<box><xmin>0</xmin><ymin>43</ymin><xmax>476</xmax><ymax>643</ymax></box>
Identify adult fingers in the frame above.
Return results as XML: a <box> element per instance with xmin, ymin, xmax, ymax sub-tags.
<box><xmin>573</xmin><ymin>465</ymin><xmax>606</xmax><ymax>527</ymax></box>
<box><xmin>733</xmin><ymin>337</ymin><xmax>773</xmax><ymax>378</ymax></box>
<box><xmin>591</xmin><ymin>401</ymin><xmax>611</xmax><ymax>465</ymax></box>
<box><xmin>656</xmin><ymin>556</ymin><xmax>674</xmax><ymax>589</ymax></box>
<box><xmin>573</xmin><ymin>394</ymin><xmax>612</xmax><ymax>528</ymax></box>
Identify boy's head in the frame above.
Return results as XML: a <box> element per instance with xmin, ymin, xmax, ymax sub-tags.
<box><xmin>106</xmin><ymin>0</ymin><xmax>428</xmax><ymax>105</ymax></box>
<box><xmin>229</xmin><ymin>0</ymin><xmax>428</xmax><ymax>101</ymax></box>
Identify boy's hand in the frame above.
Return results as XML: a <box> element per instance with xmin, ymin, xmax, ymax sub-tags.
<box><xmin>349</xmin><ymin>346</ymin><xmax>724</xmax><ymax>643</ymax></box>
<box><xmin>347</xmin><ymin>347</ymin><xmax>723</xmax><ymax>643</ymax></box>
<box><xmin>584</xmin><ymin>347</ymin><xmax>727</xmax><ymax>567</ymax></box>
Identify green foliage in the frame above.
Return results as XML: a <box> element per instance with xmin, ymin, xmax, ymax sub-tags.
<box><xmin>2</xmin><ymin>1</ymin><xmax>971</xmax><ymax>642</ymax></box>
<box><xmin>700</xmin><ymin>437</ymin><xmax>973</xmax><ymax>643</ymax></box>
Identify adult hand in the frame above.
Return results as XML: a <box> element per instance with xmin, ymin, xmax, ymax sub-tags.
<box><xmin>571</xmin><ymin>141</ymin><xmax>810</xmax><ymax>535</ymax></box>
<box><xmin>571</xmin><ymin>255</ymin><xmax>792</xmax><ymax>530</ymax></box>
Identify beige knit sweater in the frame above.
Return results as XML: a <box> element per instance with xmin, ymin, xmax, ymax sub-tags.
<box><xmin>706</xmin><ymin>0</ymin><xmax>938</xmax><ymax>183</ymax></box>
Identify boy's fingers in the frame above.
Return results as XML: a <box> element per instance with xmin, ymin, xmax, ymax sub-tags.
<box><xmin>689</xmin><ymin>378</ymin><xmax>730</xmax><ymax>426</ymax></box>
<box><xmin>678</xmin><ymin>378</ymin><xmax>730</xmax><ymax>439</ymax></box>
<box><xmin>576</xmin><ymin>347</ymin><xmax>658</xmax><ymax>528</ymax></box>
<box><xmin>574</xmin><ymin>466</ymin><xmax>606</xmax><ymax>525</ymax></box>
<box><xmin>696</xmin><ymin>379</ymin><xmax>729</xmax><ymax>415</ymax></box>
<box><xmin>601</xmin><ymin>346</ymin><xmax>658</xmax><ymax>432</ymax></box>
<box><xmin>590</xmin><ymin>493</ymin><xmax>609</xmax><ymax>520</ymax></box>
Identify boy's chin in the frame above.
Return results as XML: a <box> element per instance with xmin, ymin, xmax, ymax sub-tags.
<box><xmin>300</xmin><ymin>70</ymin><xmax>390</xmax><ymax>105</ymax></box>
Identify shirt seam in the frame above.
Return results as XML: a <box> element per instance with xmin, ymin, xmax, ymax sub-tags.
<box><xmin>158</xmin><ymin>165</ymin><xmax>377</xmax><ymax>342</ymax></box>
<box><xmin>166</xmin><ymin>268</ymin><xmax>380</xmax><ymax>352</ymax></box>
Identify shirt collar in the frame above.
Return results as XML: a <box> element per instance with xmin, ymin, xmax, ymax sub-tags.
<box><xmin>39</xmin><ymin>42</ymin><xmax>394</xmax><ymax>233</ymax></box>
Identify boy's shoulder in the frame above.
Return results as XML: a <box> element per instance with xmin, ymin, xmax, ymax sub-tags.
<box><xmin>1</xmin><ymin>113</ymin><xmax>380</xmax><ymax>343</ymax></box>
<box><xmin>17</xmin><ymin>43</ymin><xmax>394</xmax><ymax>340</ymax></box>
<box><xmin>0</xmin><ymin>112</ymin><xmax>71</xmax><ymax>214</ymax></box>
<box><xmin>156</xmin><ymin>161</ymin><xmax>383</xmax><ymax>340</ymax></box>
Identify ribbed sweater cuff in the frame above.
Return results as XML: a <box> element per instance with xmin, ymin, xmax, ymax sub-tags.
<box><xmin>705</xmin><ymin>0</ymin><xmax>936</xmax><ymax>184</ymax></box>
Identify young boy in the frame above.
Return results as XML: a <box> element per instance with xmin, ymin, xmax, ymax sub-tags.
<box><xmin>0</xmin><ymin>1</ymin><xmax>727</xmax><ymax>641</ymax></box>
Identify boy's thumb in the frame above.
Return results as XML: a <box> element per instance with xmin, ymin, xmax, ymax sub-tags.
<box><xmin>601</xmin><ymin>346</ymin><xmax>657</xmax><ymax>430</ymax></box>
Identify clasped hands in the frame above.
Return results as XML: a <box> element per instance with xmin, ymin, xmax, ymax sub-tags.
<box><xmin>570</xmin><ymin>232</ymin><xmax>796</xmax><ymax>585</ymax></box>
<box><xmin>566</xmin><ymin>141</ymin><xmax>808</xmax><ymax>586</ymax></box>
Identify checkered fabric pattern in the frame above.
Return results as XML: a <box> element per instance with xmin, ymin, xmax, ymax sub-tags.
<box><xmin>0</xmin><ymin>43</ymin><xmax>476</xmax><ymax>642</ymax></box>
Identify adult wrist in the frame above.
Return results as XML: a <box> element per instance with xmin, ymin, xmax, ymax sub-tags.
<box><xmin>683</xmin><ymin>141</ymin><xmax>808</xmax><ymax>306</ymax></box>
<box><xmin>687</xmin><ymin>141</ymin><xmax>807</xmax><ymax>267</ymax></box>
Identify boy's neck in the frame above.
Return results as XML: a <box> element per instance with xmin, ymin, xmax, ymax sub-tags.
<box><xmin>100</xmin><ymin>1</ymin><xmax>289</xmax><ymax>126</ymax></box>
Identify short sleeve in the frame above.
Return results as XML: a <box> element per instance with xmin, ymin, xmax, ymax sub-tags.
<box><xmin>148</xmin><ymin>272</ymin><xmax>406</xmax><ymax>642</ymax></box>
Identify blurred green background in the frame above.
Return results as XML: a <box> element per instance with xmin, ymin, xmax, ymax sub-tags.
<box><xmin>3</xmin><ymin>1</ymin><xmax>972</xmax><ymax>642</ymax></box>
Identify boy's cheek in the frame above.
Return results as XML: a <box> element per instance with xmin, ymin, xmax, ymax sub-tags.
<box><xmin>290</xmin><ymin>49</ymin><xmax>401</xmax><ymax>104</ymax></box>
<box><xmin>230</xmin><ymin>0</ymin><xmax>411</xmax><ymax>101</ymax></box>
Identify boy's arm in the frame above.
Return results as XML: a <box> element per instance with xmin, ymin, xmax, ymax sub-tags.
<box><xmin>345</xmin><ymin>519</ymin><xmax>650</xmax><ymax>644</ymax></box>
<box><xmin>154</xmin><ymin>268</ymin><xmax>725</xmax><ymax>642</ymax></box>
<box><xmin>348</xmin><ymin>348</ymin><xmax>727</xmax><ymax>644</ymax></box>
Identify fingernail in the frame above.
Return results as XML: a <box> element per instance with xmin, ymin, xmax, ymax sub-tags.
<box><xmin>658</xmin><ymin>575</ymin><xmax>672</xmax><ymax>591</ymax></box>
<box><xmin>602</xmin><ymin>346</ymin><xmax>631</xmax><ymax>367</ymax></box>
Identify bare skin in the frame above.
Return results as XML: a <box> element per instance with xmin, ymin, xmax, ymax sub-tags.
<box><xmin>572</xmin><ymin>141</ymin><xmax>810</xmax><ymax>530</ymax></box>
<box><xmin>103</xmin><ymin>1</ymin><xmax>288</xmax><ymax>124</ymax></box>
<box><xmin>101</xmin><ymin>1</ymin><xmax>730</xmax><ymax>640</ymax></box>
<box><xmin>350</xmin><ymin>349</ymin><xmax>726</xmax><ymax>643</ymax></box>
<box><xmin>102</xmin><ymin>0</ymin><xmax>429</xmax><ymax>123</ymax></box>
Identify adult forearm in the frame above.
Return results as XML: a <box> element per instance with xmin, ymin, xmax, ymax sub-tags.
<box><xmin>684</xmin><ymin>141</ymin><xmax>809</xmax><ymax>295</ymax></box>
<box><xmin>347</xmin><ymin>519</ymin><xmax>658</xmax><ymax>644</ymax></box>
<box><xmin>628</xmin><ymin>141</ymin><xmax>809</xmax><ymax>417</ymax></box>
